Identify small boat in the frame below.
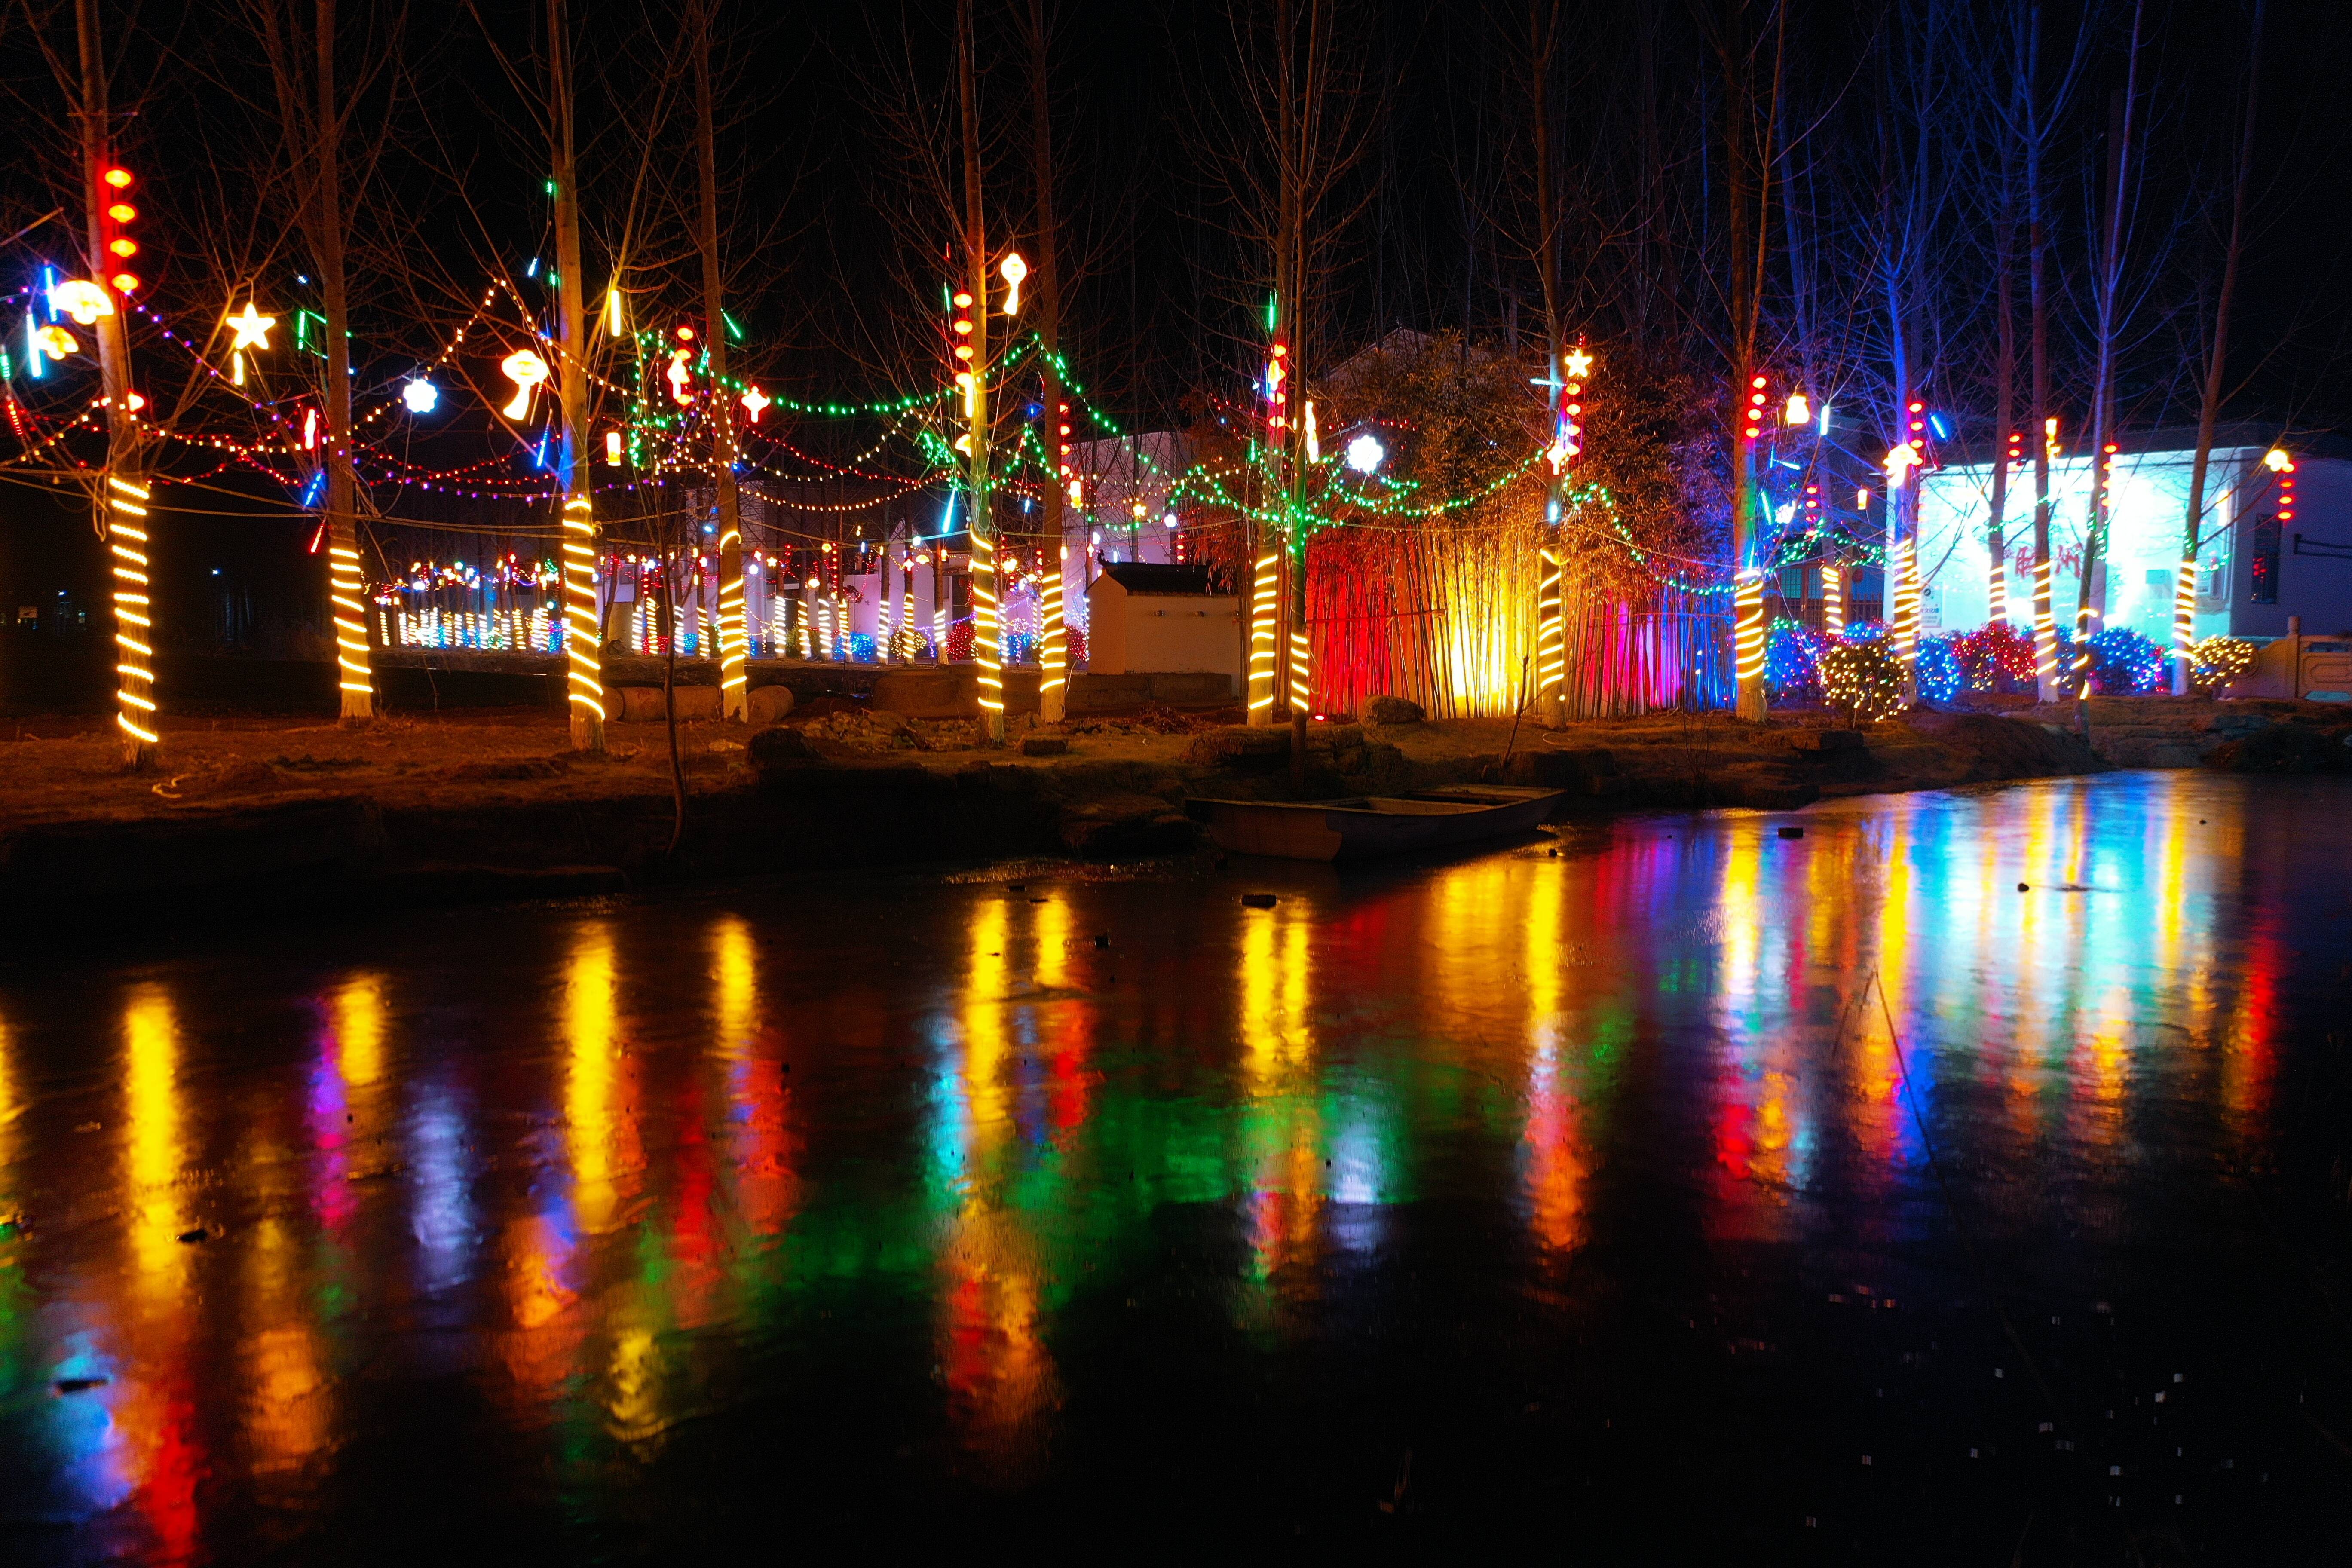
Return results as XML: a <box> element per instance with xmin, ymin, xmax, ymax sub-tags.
<box><xmin>1186</xmin><ymin>784</ymin><xmax>1564</xmax><ymax>863</ymax></box>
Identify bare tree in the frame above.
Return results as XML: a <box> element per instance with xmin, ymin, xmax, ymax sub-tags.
<box><xmin>2172</xmin><ymin>0</ymin><xmax>2264</xmax><ymax>692</ymax></box>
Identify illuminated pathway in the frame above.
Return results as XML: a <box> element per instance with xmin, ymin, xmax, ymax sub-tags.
<box><xmin>0</xmin><ymin>771</ymin><xmax>2347</xmax><ymax>1557</ymax></box>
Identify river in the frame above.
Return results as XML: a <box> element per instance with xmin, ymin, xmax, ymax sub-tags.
<box><xmin>2</xmin><ymin>770</ymin><xmax>2347</xmax><ymax>1559</ymax></box>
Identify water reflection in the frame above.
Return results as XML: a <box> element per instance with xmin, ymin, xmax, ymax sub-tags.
<box><xmin>937</xmin><ymin>890</ymin><xmax>1064</xmax><ymax>1478</ymax></box>
<box><xmin>0</xmin><ymin>772</ymin><xmax>2339</xmax><ymax>1555</ymax></box>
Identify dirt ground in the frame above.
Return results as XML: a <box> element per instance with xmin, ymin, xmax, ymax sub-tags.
<box><xmin>0</xmin><ymin>697</ymin><xmax>2130</xmax><ymax>835</ymax></box>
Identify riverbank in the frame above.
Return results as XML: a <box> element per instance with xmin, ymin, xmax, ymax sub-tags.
<box><xmin>0</xmin><ymin>698</ymin><xmax>2121</xmax><ymax>929</ymax></box>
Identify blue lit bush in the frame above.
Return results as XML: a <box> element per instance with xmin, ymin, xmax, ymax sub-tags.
<box><xmin>2086</xmin><ymin>626</ymin><xmax>2166</xmax><ymax>694</ymax></box>
<box><xmin>1764</xmin><ymin>620</ymin><xmax>1825</xmax><ymax>702</ymax></box>
<box><xmin>1917</xmin><ymin>634</ymin><xmax>1963</xmax><ymax>703</ymax></box>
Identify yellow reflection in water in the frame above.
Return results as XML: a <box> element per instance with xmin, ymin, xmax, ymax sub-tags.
<box><xmin>1520</xmin><ymin>859</ymin><xmax>1586</xmax><ymax>1254</ymax></box>
<box><xmin>964</xmin><ymin>899</ymin><xmax>1011</xmax><ymax>1141</ymax></box>
<box><xmin>0</xmin><ymin>1007</ymin><xmax>15</xmax><ymax>1184</ymax></box>
<box><xmin>712</xmin><ymin>916</ymin><xmax>756</xmax><ymax>1059</ymax></box>
<box><xmin>1239</xmin><ymin>900</ymin><xmax>1320</xmax><ymax>1281</ymax></box>
<box><xmin>121</xmin><ymin>986</ymin><xmax>184</xmax><ymax>1288</ymax></box>
<box><xmin>564</xmin><ymin>923</ymin><xmax>624</xmax><ymax>1231</ymax></box>
<box><xmin>1240</xmin><ymin>901</ymin><xmax>1311</xmax><ymax>1078</ymax></box>
<box><xmin>1709</xmin><ymin>827</ymin><xmax>1801</xmax><ymax>1237</ymax></box>
<box><xmin>241</xmin><ymin>1212</ymin><xmax>328</xmax><ymax>1474</ymax></box>
<box><xmin>334</xmin><ymin>974</ymin><xmax>386</xmax><ymax>1088</ymax></box>
<box><xmin>937</xmin><ymin>892</ymin><xmax>1058</xmax><ymax>1479</ymax></box>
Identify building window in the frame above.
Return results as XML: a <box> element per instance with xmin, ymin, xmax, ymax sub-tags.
<box><xmin>2250</xmin><ymin>514</ymin><xmax>2281</xmax><ymax>605</ymax></box>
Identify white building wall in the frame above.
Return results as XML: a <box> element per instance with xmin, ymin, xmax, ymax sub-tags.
<box><xmin>1916</xmin><ymin>447</ymin><xmax>2272</xmax><ymax>643</ymax></box>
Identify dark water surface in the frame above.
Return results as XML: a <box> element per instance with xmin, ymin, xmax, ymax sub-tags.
<box><xmin>3</xmin><ymin>771</ymin><xmax>2349</xmax><ymax>1561</ymax></box>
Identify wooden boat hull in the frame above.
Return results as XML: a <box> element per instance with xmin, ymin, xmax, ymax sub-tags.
<box><xmin>1187</xmin><ymin>785</ymin><xmax>1564</xmax><ymax>862</ymax></box>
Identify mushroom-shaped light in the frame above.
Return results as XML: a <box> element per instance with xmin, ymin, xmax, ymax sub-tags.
<box><xmin>499</xmin><ymin>350</ymin><xmax>550</xmax><ymax>419</ymax></box>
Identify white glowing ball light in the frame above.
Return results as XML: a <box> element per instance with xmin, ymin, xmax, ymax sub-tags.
<box><xmin>402</xmin><ymin>377</ymin><xmax>439</xmax><ymax>414</ymax></box>
<box><xmin>1344</xmin><ymin>432</ymin><xmax>1386</xmax><ymax>475</ymax></box>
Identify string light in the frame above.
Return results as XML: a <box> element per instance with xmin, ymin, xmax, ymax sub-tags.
<box><xmin>1820</xmin><ymin>640</ymin><xmax>1905</xmax><ymax>724</ymax></box>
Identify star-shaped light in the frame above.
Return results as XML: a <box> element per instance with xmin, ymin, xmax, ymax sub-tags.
<box><xmin>739</xmin><ymin>384</ymin><xmax>770</xmax><ymax>422</ymax></box>
<box><xmin>1562</xmin><ymin>347</ymin><xmax>1595</xmax><ymax>380</ymax></box>
<box><xmin>226</xmin><ymin>303</ymin><xmax>277</xmax><ymax>354</ymax></box>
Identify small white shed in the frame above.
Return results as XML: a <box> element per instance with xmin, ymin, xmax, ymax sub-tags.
<box><xmin>1085</xmin><ymin>564</ymin><xmax>1240</xmax><ymax>679</ymax></box>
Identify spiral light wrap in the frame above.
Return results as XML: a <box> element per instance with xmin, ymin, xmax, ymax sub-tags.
<box><xmin>328</xmin><ymin>542</ymin><xmax>372</xmax><ymax>699</ymax></box>
<box><xmin>1733</xmin><ymin>568</ymin><xmax>1767</xmax><ymax>688</ymax></box>
<box><xmin>107</xmin><ymin>476</ymin><xmax>158</xmax><ymax>747</ymax></box>
<box><xmin>2172</xmin><ymin>557</ymin><xmax>2197</xmax><ymax>657</ymax></box>
<box><xmin>561</xmin><ymin>495</ymin><xmax>606</xmax><ymax>721</ymax></box>
<box><xmin>1247</xmin><ymin>552</ymin><xmax>1280</xmax><ymax>716</ymax></box>
<box><xmin>973</xmin><ymin>531</ymin><xmax>1003</xmax><ymax>714</ymax></box>
<box><xmin>719</xmin><ymin>528</ymin><xmax>748</xmax><ymax>703</ymax></box>
<box><xmin>1038</xmin><ymin>548</ymin><xmax>1066</xmax><ymax>703</ymax></box>
<box><xmin>2033</xmin><ymin>557</ymin><xmax>2058</xmax><ymax>682</ymax></box>
<box><xmin>1535</xmin><ymin>548</ymin><xmax>1565</xmax><ymax>709</ymax></box>
<box><xmin>1890</xmin><ymin>538</ymin><xmax>1920</xmax><ymax>668</ymax></box>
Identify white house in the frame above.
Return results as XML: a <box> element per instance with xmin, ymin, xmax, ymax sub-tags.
<box><xmin>1084</xmin><ymin>563</ymin><xmax>1240</xmax><ymax>682</ymax></box>
<box><xmin>1914</xmin><ymin>426</ymin><xmax>2352</xmax><ymax>646</ymax></box>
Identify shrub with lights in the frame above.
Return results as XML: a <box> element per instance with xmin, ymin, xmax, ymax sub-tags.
<box><xmin>1955</xmin><ymin>622</ymin><xmax>2037</xmax><ymax>692</ymax></box>
<box><xmin>1819</xmin><ymin>639</ymin><xmax>1907</xmax><ymax>726</ymax></box>
<box><xmin>1764</xmin><ymin>619</ymin><xmax>1826</xmax><ymax>702</ymax></box>
<box><xmin>945</xmin><ymin>618</ymin><xmax>975</xmax><ymax>665</ymax></box>
<box><xmin>2190</xmin><ymin>634</ymin><xmax>2258</xmax><ymax>694</ymax></box>
<box><xmin>2085</xmin><ymin>626</ymin><xmax>2166</xmax><ymax>694</ymax></box>
<box><xmin>1917</xmin><ymin>634</ymin><xmax>1963</xmax><ymax>703</ymax></box>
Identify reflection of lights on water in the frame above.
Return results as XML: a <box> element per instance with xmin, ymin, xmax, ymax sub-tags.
<box><xmin>121</xmin><ymin>987</ymin><xmax>183</xmax><ymax>1283</ymax></box>
<box><xmin>711</xmin><ymin>915</ymin><xmax>756</xmax><ymax>1058</ymax></box>
<box><xmin>564</xmin><ymin>924</ymin><xmax>627</xmax><ymax>1232</ymax></box>
<box><xmin>408</xmin><ymin>1076</ymin><xmax>477</xmax><ymax>1298</ymax></box>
